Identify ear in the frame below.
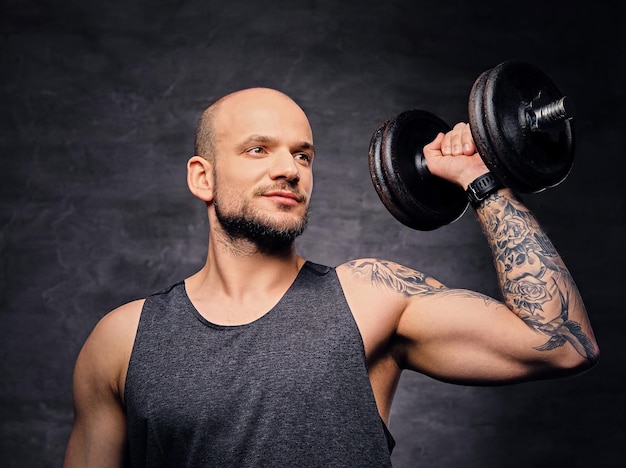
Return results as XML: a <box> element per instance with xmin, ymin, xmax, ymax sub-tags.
<box><xmin>187</xmin><ymin>156</ymin><xmax>214</xmax><ymax>202</ymax></box>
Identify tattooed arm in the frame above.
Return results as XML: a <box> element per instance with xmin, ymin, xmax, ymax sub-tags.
<box><xmin>337</xmin><ymin>126</ymin><xmax>598</xmax><ymax>389</ymax></box>
<box><xmin>340</xmin><ymin>195</ymin><xmax>597</xmax><ymax>388</ymax></box>
<box><xmin>475</xmin><ymin>189</ymin><xmax>598</xmax><ymax>363</ymax></box>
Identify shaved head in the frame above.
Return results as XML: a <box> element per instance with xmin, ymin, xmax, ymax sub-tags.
<box><xmin>194</xmin><ymin>88</ymin><xmax>309</xmax><ymax>162</ymax></box>
<box><xmin>191</xmin><ymin>87</ymin><xmax>314</xmax><ymax>253</ymax></box>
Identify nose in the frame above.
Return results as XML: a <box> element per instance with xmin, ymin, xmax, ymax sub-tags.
<box><xmin>269</xmin><ymin>148</ymin><xmax>300</xmax><ymax>182</ymax></box>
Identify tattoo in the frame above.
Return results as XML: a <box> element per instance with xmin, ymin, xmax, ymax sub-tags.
<box><xmin>477</xmin><ymin>193</ymin><xmax>597</xmax><ymax>361</ymax></box>
<box><xmin>345</xmin><ymin>259</ymin><xmax>498</xmax><ymax>305</ymax></box>
<box><xmin>346</xmin><ymin>259</ymin><xmax>443</xmax><ymax>296</ymax></box>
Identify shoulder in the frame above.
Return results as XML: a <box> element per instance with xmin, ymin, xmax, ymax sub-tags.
<box><xmin>90</xmin><ymin>299</ymin><xmax>145</xmax><ymax>347</ymax></box>
<box><xmin>336</xmin><ymin>257</ymin><xmax>447</xmax><ymax>297</ymax></box>
<box><xmin>336</xmin><ymin>258</ymin><xmax>449</xmax><ymax>340</ymax></box>
<box><xmin>74</xmin><ymin>299</ymin><xmax>145</xmax><ymax>397</ymax></box>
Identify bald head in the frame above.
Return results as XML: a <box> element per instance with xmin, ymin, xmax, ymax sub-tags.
<box><xmin>194</xmin><ymin>88</ymin><xmax>311</xmax><ymax>162</ymax></box>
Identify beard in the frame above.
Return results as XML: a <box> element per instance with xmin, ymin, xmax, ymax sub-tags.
<box><xmin>213</xmin><ymin>184</ymin><xmax>309</xmax><ymax>254</ymax></box>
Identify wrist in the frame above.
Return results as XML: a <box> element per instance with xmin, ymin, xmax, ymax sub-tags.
<box><xmin>466</xmin><ymin>172</ymin><xmax>505</xmax><ymax>207</ymax></box>
<box><xmin>459</xmin><ymin>167</ymin><xmax>492</xmax><ymax>190</ymax></box>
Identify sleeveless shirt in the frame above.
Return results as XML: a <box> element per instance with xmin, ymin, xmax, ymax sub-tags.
<box><xmin>125</xmin><ymin>262</ymin><xmax>394</xmax><ymax>467</ymax></box>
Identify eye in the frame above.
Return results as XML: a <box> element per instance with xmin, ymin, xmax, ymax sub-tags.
<box><xmin>247</xmin><ymin>147</ymin><xmax>265</xmax><ymax>155</ymax></box>
<box><xmin>294</xmin><ymin>153</ymin><xmax>312</xmax><ymax>165</ymax></box>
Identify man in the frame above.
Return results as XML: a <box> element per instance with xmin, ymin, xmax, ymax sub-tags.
<box><xmin>63</xmin><ymin>87</ymin><xmax>599</xmax><ymax>467</ymax></box>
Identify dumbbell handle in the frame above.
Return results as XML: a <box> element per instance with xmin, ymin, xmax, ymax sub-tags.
<box><xmin>527</xmin><ymin>96</ymin><xmax>574</xmax><ymax>132</ymax></box>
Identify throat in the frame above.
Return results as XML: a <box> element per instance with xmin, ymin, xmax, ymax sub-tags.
<box><xmin>200</xmin><ymin>299</ymin><xmax>278</xmax><ymax>326</ymax></box>
<box><xmin>184</xmin><ymin>268</ymin><xmax>302</xmax><ymax>326</ymax></box>
<box><xmin>184</xmin><ymin>256</ymin><xmax>307</xmax><ymax>326</ymax></box>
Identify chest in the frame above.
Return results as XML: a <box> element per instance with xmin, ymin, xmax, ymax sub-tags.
<box><xmin>123</xmin><ymin>278</ymin><xmax>392</xmax><ymax>466</ymax></box>
<box><xmin>125</xmin><ymin>296</ymin><xmax>371</xmax><ymax>433</ymax></box>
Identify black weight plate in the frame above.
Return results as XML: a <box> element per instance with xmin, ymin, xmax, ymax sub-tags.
<box><xmin>368</xmin><ymin>118</ymin><xmax>418</xmax><ymax>228</ymax></box>
<box><xmin>470</xmin><ymin>67</ymin><xmax>518</xmax><ymax>189</ymax></box>
<box><xmin>372</xmin><ymin>109</ymin><xmax>468</xmax><ymax>231</ymax></box>
<box><xmin>468</xmin><ymin>69</ymin><xmax>510</xmax><ymax>185</ymax></box>
<box><xmin>482</xmin><ymin>61</ymin><xmax>575</xmax><ymax>193</ymax></box>
<box><xmin>380</xmin><ymin>110</ymin><xmax>469</xmax><ymax>230</ymax></box>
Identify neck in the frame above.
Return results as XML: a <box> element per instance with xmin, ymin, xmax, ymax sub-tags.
<box><xmin>187</xmin><ymin>228</ymin><xmax>305</xmax><ymax>301</ymax></box>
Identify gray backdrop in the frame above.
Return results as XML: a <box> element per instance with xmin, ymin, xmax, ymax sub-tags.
<box><xmin>1</xmin><ymin>0</ymin><xmax>624</xmax><ymax>466</ymax></box>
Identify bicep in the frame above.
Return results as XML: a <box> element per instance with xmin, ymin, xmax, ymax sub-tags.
<box><xmin>395</xmin><ymin>289</ymin><xmax>553</xmax><ymax>384</ymax></box>
<box><xmin>64</xmin><ymin>304</ymin><xmax>142</xmax><ymax>467</ymax></box>
<box><xmin>64</xmin><ymin>347</ymin><xmax>128</xmax><ymax>467</ymax></box>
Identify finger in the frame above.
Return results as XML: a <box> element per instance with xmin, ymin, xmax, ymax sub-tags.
<box><xmin>441</xmin><ymin>131</ymin><xmax>452</xmax><ymax>155</ymax></box>
<box><xmin>423</xmin><ymin>132</ymin><xmax>445</xmax><ymax>154</ymax></box>
<box><xmin>461</xmin><ymin>124</ymin><xmax>475</xmax><ymax>155</ymax></box>
<box><xmin>450</xmin><ymin>123</ymin><xmax>466</xmax><ymax>155</ymax></box>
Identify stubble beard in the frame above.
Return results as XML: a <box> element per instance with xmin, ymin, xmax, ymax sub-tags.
<box><xmin>213</xmin><ymin>187</ymin><xmax>309</xmax><ymax>255</ymax></box>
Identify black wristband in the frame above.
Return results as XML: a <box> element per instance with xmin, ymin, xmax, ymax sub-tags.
<box><xmin>466</xmin><ymin>172</ymin><xmax>504</xmax><ymax>207</ymax></box>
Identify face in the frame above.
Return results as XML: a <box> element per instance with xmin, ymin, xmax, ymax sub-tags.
<box><xmin>209</xmin><ymin>89</ymin><xmax>315</xmax><ymax>250</ymax></box>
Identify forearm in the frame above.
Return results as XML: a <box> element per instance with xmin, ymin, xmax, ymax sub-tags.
<box><xmin>475</xmin><ymin>188</ymin><xmax>599</xmax><ymax>364</ymax></box>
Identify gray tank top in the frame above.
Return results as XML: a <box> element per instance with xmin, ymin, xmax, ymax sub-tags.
<box><xmin>125</xmin><ymin>261</ymin><xmax>394</xmax><ymax>467</ymax></box>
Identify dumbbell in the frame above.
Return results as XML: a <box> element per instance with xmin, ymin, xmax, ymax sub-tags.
<box><xmin>368</xmin><ymin>60</ymin><xmax>575</xmax><ymax>231</ymax></box>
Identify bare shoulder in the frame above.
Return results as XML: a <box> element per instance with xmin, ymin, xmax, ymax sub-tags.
<box><xmin>88</xmin><ymin>299</ymin><xmax>145</xmax><ymax>349</ymax></box>
<box><xmin>336</xmin><ymin>258</ymin><xmax>450</xmax><ymax>354</ymax></box>
<box><xmin>336</xmin><ymin>257</ymin><xmax>448</xmax><ymax>297</ymax></box>
<box><xmin>75</xmin><ymin>299</ymin><xmax>145</xmax><ymax>397</ymax></box>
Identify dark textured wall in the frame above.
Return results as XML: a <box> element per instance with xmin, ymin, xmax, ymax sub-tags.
<box><xmin>1</xmin><ymin>0</ymin><xmax>624</xmax><ymax>466</ymax></box>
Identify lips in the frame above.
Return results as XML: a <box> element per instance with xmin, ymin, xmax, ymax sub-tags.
<box><xmin>263</xmin><ymin>190</ymin><xmax>303</xmax><ymax>205</ymax></box>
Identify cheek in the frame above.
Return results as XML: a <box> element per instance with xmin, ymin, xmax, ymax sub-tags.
<box><xmin>219</xmin><ymin>160</ymin><xmax>267</xmax><ymax>187</ymax></box>
<box><xmin>213</xmin><ymin>169</ymin><xmax>258</xmax><ymax>209</ymax></box>
<box><xmin>215</xmin><ymin>165</ymin><xmax>245</xmax><ymax>192</ymax></box>
<box><xmin>302</xmin><ymin>172</ymin><xmax>313</xmax><ymax>195</ymax></box>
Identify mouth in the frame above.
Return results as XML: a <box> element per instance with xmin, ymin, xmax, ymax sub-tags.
<box><xmin>262</xmin><ymin>190</ymin><xmax>304</xmax><ymax>206</ymax></box>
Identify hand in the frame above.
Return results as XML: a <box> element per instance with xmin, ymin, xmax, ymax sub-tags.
<box><xmin>423</xmin><ymin>122</ymin><xmax>490</xmax><ymax>189</ymax></box>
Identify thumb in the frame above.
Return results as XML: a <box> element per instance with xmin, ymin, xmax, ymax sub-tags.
<box><xmin>423</xmin><ymin>132</ymin><xmax>445</xmax><ymax>153</ymax></box>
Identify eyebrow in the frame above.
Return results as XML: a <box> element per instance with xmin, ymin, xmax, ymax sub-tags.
<box><xmin>298</xmin><ymin>142</ymin><xmax>316</xmax><ymax>153</ymax></box>
<box><xmin>240</xmin><ymin>135</ymin><xmax>316</xmax><ymax>154</ymax></box>
<box><xmin>241</xmin><ymin>135</ymin><xmax>272</xmax><ymax>146</ymax></box>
